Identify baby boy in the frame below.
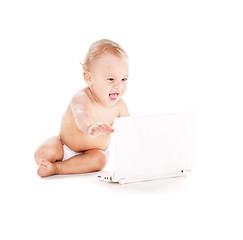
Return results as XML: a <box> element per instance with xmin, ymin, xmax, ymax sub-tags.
<box><xmin>34</xmin><ymin>39</ymin><xmax>130</xmax><ymax>177</ymax></box>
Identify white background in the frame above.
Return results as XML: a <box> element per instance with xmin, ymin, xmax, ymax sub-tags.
<box><xmin>0</xmin><ymin>0</ymin><xmax>242</xmax><ymax>239</ymax></box>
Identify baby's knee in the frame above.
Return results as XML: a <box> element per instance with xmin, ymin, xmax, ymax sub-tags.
<box><xmin>97</xmin><ymin>151</ymin><xmax>107</xmax><ymax>170</ymax></box>
<box><xmin>34</xmin><ymin>144</ymin><xmax>58</xmax><ymax>165</ymax></box>
<box><xmin>88</xmin><ymin>150</ymin><xmax>107</xmax><ymax>171</ymax></box>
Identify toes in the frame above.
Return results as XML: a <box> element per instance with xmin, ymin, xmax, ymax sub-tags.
<box><xmin>37</xmin><ymin>161</ymin><xmax>47</xmax><ymax>177</ymax></box>
<box><xmin>40</xmin><ymin>159</ymin><xmax>48</xmax><ymax>166</ymax></box>
<box><xmin>37</xmin><ymin>168</ymin><xmax>43</xmax><ymax>177</ymax></box>
<box><xmin>40</xmin><ymin>159</ymin><xmax>53</xmax><ymax>169</ymax></box>
<box><xmin>37</xmin><ymin>159</ymin><xmax>55</xmax><ymax>178</ymax></box>
<box><xmin>37</xmin><ymin>166</ymin><xmax>46</xmax><ymax>177</ymax></box>
<box><xmin>39</xmin><ymin>163</ymin><xmax>47</xmax><ymax>170</ymax></box>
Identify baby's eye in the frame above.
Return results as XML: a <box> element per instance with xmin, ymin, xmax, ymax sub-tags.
<box><xmin>107</xmin><ymin>78</ymin><xmax>114</xmax><ymax>81</ymax></box>
<box><xmin>121</xmin><ymin>78</ymin><xmax>128</xmax><ymax>82</ymax></box>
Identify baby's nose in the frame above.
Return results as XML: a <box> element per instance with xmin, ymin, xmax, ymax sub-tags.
<box><xmin>113</xmin><ymin>81</ymin><xmax>123</xmax><ymax>91</ymax></box>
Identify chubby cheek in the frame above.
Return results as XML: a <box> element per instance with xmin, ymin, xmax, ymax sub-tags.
<box><xmin>95</xmin><ymin>83</ymin><xmax>110</xmax><ymax>98</ymax></box>
<box><xmin>114</xmin><ymin>86</ymin><xmax>127</xmax><ymax>103</ymax></box>
<box><xmin>120</xmin><ymin>85</ymin><xmax>127</xmax><ymax>96</ymax></box>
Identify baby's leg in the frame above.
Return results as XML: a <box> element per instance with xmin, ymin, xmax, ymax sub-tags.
<box><xmin>38</xmin><ymin>149</ymin><xmax>107</xmax><ymax>177</ymax></box>
<box><xmin>34</xmin><ymin>136</ymin><xmax>64</xmax><ymax>165</ymax></box>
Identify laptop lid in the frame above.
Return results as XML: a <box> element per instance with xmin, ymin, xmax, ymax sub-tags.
<box><xmin>112</xmin><ymin>111</ymin><xmax>196</xmax><ymax>182</ymax></box>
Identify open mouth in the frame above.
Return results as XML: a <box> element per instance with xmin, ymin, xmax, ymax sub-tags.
<box><xmin>109</xmin><ymin>93</ymin><xmax>119</xmax><ymax>102</ymax></box>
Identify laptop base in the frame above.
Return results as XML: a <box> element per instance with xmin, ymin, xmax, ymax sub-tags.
<box><xmin>98</xmin><ymin>169</ymin><xmax>191</xmax><ymax>184</ymax></box>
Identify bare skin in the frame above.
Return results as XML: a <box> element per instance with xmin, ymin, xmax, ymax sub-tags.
<box><xmin>34</xmin><ymin>53</ymin><xmax>130</xmax><ymax>177</ymax></box>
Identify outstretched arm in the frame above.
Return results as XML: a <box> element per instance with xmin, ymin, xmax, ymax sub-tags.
<box><xmin>71</xmin><ymin>92</ymin><xmax>94</xmax><ymax>135</ymax></box>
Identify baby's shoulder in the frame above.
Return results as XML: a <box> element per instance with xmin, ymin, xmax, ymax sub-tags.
<box><xmin>117</xmin><ymin>98</ymin><xmax>128</xmax><ymax>108</ymax></box>
<box><xmin>116</xmin><ymin>99</ymin><xmax>129</xmax><ymax>117</ymax></box>
<box><xmin>71</xmin><ymin>88</ymin><xmax>90</xmax><ymax>108</ymax></box>
<box><xmin>72</xmin><ymin>88</ymin><xmax>89</xmax><ymax>102</ymax></box>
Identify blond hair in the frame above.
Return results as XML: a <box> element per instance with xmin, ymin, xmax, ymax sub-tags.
<box><xmin>82</xmin><ymin>39</ymin><xmax>128</xmax><ymax>72</ymax></box>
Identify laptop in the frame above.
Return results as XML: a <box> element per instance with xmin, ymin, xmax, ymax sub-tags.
<box><xmin>98</xmin><ymin>111</ymin><xmax>196</xmax><ymax>184</ymax></box>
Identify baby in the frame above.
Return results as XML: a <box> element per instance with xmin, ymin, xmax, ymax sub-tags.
<box><xmin>34</xmin><ymin>39</ymin><xmax>130</xmax><ymax>177</ymax></box>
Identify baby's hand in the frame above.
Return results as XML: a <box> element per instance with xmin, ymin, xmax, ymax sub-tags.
<box><xmin>88</xmin><ymin>122</ymin><xmax>114</xmax><ymax>137</ymax></box>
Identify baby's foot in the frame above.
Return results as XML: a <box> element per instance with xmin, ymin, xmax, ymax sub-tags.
<box><xmin>37</xmin><ymin>159</ymin><xmax>57</xmax><ymax>178</ymax></box>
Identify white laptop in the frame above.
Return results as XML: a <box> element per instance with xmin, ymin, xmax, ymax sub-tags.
<box><xmin>98</xmin><ymin>111</ymin><xmax>196</xmax><ymax>184</ymax></box>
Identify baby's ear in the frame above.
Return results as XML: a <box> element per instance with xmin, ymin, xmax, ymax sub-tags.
<box><xmin>83</xmin><ymin>72</ymin><xmax>92</xmax><ymax>86</ymax></box>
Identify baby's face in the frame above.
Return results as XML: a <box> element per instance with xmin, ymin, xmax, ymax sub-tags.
<box><xmin>88</xmin><ymin>53</ymin><xmax>129</xmax><ymax>107</ymax></box>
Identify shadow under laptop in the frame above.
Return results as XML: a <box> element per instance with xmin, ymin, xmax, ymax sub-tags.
<box><xmin>95</xmin><ymin>174</ymin><xmax>193</xmax><ymax>194</ymax></box>
<box><xmin>38</xmin><ymin>169</ymin><xmax>194</xmax><ymax>195</ymax></box>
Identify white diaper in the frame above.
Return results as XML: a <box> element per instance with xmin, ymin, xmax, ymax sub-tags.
<box><xmin>59</xmin><ymin>137</ymin><xmax>83</xmax><ymax>161</ymax></box>
<box><xmin>62</xmin><ymin>143</ymin><xmax>83</xmax><ymax>161</ymax></box>
<box><xmin>58</xmin><ymin>137</ymin><xmax>110</xmax><ymax>161</ymax></box>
